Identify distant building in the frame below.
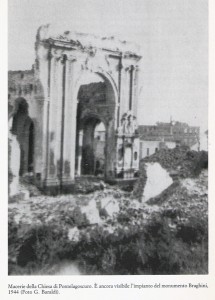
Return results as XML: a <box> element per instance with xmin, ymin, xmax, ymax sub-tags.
<box><xmin>139</xmin><ymin>121</ymin><xmax>200</xmax><ymax>159</ymax></box>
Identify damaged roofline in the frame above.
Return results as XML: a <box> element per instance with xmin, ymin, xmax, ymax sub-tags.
<box><xmin>40</xmin><ymin>38</ymin><xmax>142</xmax><ymax>60</ymax></box>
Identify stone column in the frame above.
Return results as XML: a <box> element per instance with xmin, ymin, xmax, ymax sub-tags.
<box><xmin>129</xmin><ymin>65</ymin><xmax>134</xmax><ymax>111</ymax></box>
<box><xmin>105</xmin><ymin>118</ymin><xmax>116</xmax><ymax>180</ymax></box>
<box><xmin>42</xmin><ymin>98</ymin><xmax>50</xmax><ymax>182</ymax></box>
<box><xmin>120</xmin><ymin>65</ymin><xmax>130</xmax><ymax>118</ymax></box>
<box><xmin>61</xmin><ymin>56</ymin><xmax>78</xmax><ymax>185</ymax></box>
<box><xmin>133</xmin><ymin>66</ymin><xmax>139</xmax><ymax>118</ymax></box>
<box><xmin>115</xmin><ymin>134</ymin><xmax>124</xmax><ymax>177</ymax></box>
<box><xmin>76</xmin><ymin>129</ymin><xmax>83</xmax><ymax>176</ymax></box>
<box><xmin>38</xmin><ymin>46</ymin><xmax>52</xmax><ymax>184</ymax></box>
<box><xmin>117</xmin><ymin>56</ymin><xmax>122</xmax><ymax>127</ymax></box>
<box><xmin>132</xmin><ymin>136</ymin><xmax>140</xmax><ymax>172</ymax></box>
<box><xmin>44</xmin><ymin>53</ymin><xmax>63</xmax><ymax>189</ymax></box>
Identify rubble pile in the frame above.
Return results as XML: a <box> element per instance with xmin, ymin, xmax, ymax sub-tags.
<box><xmin>143</xmin><ymin>146</ymin><xmax>208</xmax><ymax>178</ymax></box>
<box><xmin>8</xmin><ymin>147</ymin><xmax>208</xmax><ymax>275</ymax></box>
<box><xmin>142</xmin><ymin>162</ymin><xmax>173</xmax><ymax>202</ymax></box>
<box><xmin>73</xmin><ymin>176</ymin><xmax>106</xmax><ymax>194</ymax></box>
<box><xmin>8</xmin><ymin>185</ymin><xmax>131</xmax><ymax>274</ymax></box>
<box><xmin>147</xmin><ymin>169</ymin><xmax>208</xmax><ymax>221</ymax></box>
<box><xmin>133</xmin><ymin>146</ymin><xmax>208</xmax><ymax>200</ymax></box>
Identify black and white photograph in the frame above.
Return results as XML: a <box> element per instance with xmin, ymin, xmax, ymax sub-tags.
<box><xmin>7</xmin><ymin>0</ymin><xmax>209</xmax><ymax>279</ymax></box>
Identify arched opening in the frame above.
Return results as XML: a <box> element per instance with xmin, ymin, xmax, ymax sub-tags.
<box><xmin>75</xmin><ymin>72</ymin><xmax>116</xmax><ymax>178</ymax></box>
<box><xmin>79</xmin><ymin>118</ymin><xmax>106</xmax><ymax>176</ymax></box>
<box><xmin>11</xmin><ymin>98</ymin><xmax>34</xmax><ymax>176</ymax></box>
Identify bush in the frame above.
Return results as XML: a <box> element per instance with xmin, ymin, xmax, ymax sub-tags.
<box><xmin>9</xmin><ymin>223</ymin><xmax>77</xmax><ymax>273</ymax></box>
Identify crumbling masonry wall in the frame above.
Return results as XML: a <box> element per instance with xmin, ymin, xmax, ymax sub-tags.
<box><xmin>8</xmin><ymin>70</ymin><xmax>45</xmax><ymax>182</ymax></box>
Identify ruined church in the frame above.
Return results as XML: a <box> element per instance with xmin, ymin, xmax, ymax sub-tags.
<box><xmin>8</xmin><ymin>24</ymin><xmax>142</xmax><ymax>193</ymax></box>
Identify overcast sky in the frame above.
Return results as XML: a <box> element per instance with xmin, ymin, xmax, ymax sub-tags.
<box><xmin>8</xmin><ymin>0</ymin><xmax>208</xmax><ymax>130</ymax></box>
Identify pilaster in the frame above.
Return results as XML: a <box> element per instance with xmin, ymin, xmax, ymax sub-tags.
<box><xmin>61</xmin><ymin>56</ymin><xmax>78</xmax><ymax>184</ymax></box>
<box><xmin>44</xmin><ymin>52</ymin><xmax>63</xmax><ymax>186</ymax></box>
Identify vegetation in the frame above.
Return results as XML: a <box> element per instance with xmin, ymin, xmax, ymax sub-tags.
<box><xmin>8</xmin><ymin>198</ymin><xmax>208</xmax><ymax>275</ymax></box>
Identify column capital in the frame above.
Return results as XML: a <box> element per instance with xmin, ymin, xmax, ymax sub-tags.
<box><xmin>47</xmin><ymin>48</ymin><xmax>53</xmax><ymax>60</ymax></box>
<box><xmin>134</xmin><ymin>65</ymin><xmax>139</xmax><ymax>72</ymax></box>
<box><xmin>67</xmin><ymin>55</ymin><xmax>77</xmax><ymax>62</ymax></box>
<box><xmin>125</xmin><ymin>65</ymin><xmax>134</xmax><ymax>72</ymax></box>
<box><xmin>61</xmin><ymin>54</ymin><xmax>67</xmax><ymax>64</ymax></box>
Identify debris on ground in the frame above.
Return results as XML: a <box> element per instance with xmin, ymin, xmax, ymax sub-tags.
<box><xmin>143</xmin><ymin>146</ymin><xmax>208</xmax><ymax>178</ymax></box>
<box><xmin>133</xmin><ymin>146</ymin><xmax>208</xmax><ymax>200</ymax></box>
<box><xmin>8</xmin><ymin>147</ymin><xmax>208</xmax><ymax>275</ymax></box>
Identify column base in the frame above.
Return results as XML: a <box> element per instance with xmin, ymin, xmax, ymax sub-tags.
<box><xmin>42</xmin><ymin>178</ymin><xmax>60</xmax><ymax>195</ymax></box>
<box><xmin>42</xmin><ymin>176</ymin><xmax>76</xmax><ymax>195</ymax></box>
<box><xmin>106</xmin><ymin>177</ymin><xmax>138</xmax><ymax>192</ymax></box>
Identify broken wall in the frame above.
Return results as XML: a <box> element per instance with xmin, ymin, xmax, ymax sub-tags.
<box><xmin>8</xmin><ymin>69</ymin><xmax>45</xmax><ymax>185</ymax></box>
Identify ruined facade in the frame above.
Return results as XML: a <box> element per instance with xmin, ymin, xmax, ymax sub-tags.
<box><xmin>8</xmin><ymin>25</ymin><xmax>142</xmax><ymax>193</ymax></box>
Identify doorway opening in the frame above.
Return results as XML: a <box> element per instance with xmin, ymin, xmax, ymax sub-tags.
<box><xmin>75</xmin><ymin>117</ymin><xmax>106</xmax><ymax>177</ymax></box>
<box><xmin>75</xmin><ymin>72</ymin><xmax>116</xmax><ymax>179</ymax></box>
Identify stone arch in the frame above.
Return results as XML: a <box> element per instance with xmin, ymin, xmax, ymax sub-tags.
<box><xmin>74</xmin><ymin>70</ymin><xmax>117</xmax><ymax>179</ymax></box>
<box><xmin>74</xmin><ymin>69</ymin><xmax>118</xmax><ymax>129</ymax></box>
<box><xmin>74</xmin><ymin>68</ymin><xmax>118</xmax><ymax>96</ymax></box>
